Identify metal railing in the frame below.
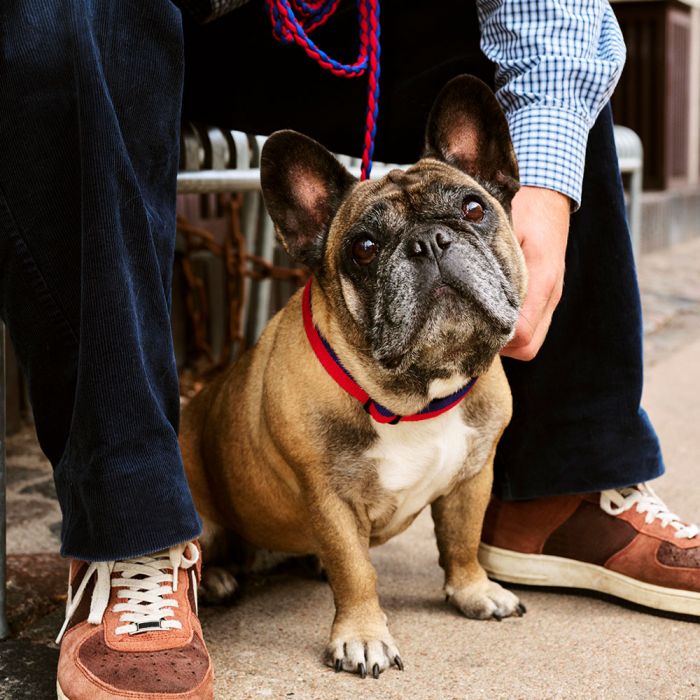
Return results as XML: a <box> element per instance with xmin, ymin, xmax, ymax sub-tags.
<box><xmin>614</xmin><ymin>125</ymin><xmax>644</xmax><ymax>259</ymax></box>
<box><xmin>177</xmin><ymin>123</ymin><xmax>401</xmax><ymax>346</ymax></box>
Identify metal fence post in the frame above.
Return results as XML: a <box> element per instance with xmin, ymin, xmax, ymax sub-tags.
<box><xmin>0</xmin><ymin>323</ymin><xmax>9</xmax><ymax>640</ymax></box>
<box><xmin>613</xmin><ymin>125</ymin><xmax>644</xmax><ymax>260</ymax></box>
<box><xmin>628</xmin><ymin>154</ymin><xmax>643</xmax><ymax>261</ymax></box>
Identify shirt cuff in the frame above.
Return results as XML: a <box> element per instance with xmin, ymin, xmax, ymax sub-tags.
<box><xmin>505</xmin><ymin>104</ymin><xmax>591</xmax><ymax>210</ymax></box>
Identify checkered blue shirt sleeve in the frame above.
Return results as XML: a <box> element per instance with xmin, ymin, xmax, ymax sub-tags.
<box><xmin>477</xmin><ymin>0</ymin><xmax>626</xmax><ymax>208</ymax></box>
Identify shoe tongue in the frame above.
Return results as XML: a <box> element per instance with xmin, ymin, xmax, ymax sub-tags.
<box><xmin>616</xmin><ymin>486</ymin><xmax>639</xmax><ymax>498</ymax></box>
<box><xmin>151</xmin><ymin>548</ymin><xmax>171</xmax><ymax>559</ymax></box>
<box><xmin>601</xmin><ymin>485</ymin><xmax>645</xmax><ymax>504</ymax></box>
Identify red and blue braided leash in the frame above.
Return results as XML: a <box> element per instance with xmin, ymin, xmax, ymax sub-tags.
<box><xmin>302</xmin><ymin>280</ymin><xmax>478</xmax><ymax>425</ymax></box>
<box><xmin>265</xmin><ymin>0</ymin><xmax>381</xmax><ymax>180</ymax></box>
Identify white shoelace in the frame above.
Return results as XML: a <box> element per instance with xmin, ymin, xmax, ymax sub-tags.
<box><xmin>56</xmin><ymin>541</ymin><xmax>199</xmax><ymax>644</ymax></box>
<box><xmin>600</xmin><ymin>483</ymin><xmax>699</xmax><ymax>539</ymax></box>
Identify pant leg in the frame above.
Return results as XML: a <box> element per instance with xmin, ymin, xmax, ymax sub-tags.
<box><xmin>183</xmin><ymin>1</ymin><xmax>663</xmax><ymax>499</ymax></box>
<box><xmin>493</xmin><ymin>104</ymin><xmax>664</xmax><ymax>499</ymax></box>
<box><xmin>0</xmin><ymin>0</ymin><xmax>201</xmax><ymax>561</ymax></box>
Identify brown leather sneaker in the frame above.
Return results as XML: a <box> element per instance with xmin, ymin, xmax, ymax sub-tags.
<box><xmin>479</xmin><ymin>484</ymin><xmax>700</xmax><ymax>616</ymax></box>
<box><xmin>55</xmin><ymin>541</ymin><xmax>213</xmax><ymax>699</ymax></box>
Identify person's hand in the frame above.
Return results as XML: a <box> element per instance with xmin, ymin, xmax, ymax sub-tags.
<box><xmin>501</xmin><ymin>186</ymin><xmax>570</xmax><ymax>361</ymax></box>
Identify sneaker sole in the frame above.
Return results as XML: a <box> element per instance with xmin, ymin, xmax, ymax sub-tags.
<box><xmin>479</xmin><ymin>543</ymin><xmax>700</xmax><ymax>617</ymax></box>
<box><xmin>57</xmin><ymin>681</ymin><xmax>68</xmax><ymax>700</ymax></box>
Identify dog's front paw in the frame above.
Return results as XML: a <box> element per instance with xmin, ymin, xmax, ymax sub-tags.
<box><xmin>325</xmin><ymin>616</ymin><xmax>403</xmax><ymax>678</ymax></box>
<box><xmin>199</xmin><ymin>565</ymin><xmax>239</xmax><ymax>605</ymax></box>
<box><xmin>446</xmin><ymin>577</ymin><xmax>525</xmax><ymax>621</ymax></box>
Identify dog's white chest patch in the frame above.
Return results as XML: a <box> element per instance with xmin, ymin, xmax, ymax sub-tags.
<box><xmin>367</xmin><ymin>409</ymin><xmax>477</xmax><ymax>536</ymax></box>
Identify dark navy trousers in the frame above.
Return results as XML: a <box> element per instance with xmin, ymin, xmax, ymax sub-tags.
<box><xmin>0</xmin><ymin>0</ymin><xmax>201</xmax><ymax>561</ymax></box>
<box><xmin>0</xmin><ymin>0</ymin><xmax>662</xmax><ymax>561</ymax></box>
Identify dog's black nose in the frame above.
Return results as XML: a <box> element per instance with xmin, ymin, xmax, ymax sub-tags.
<box><xmin>405</xmin><ymin>227</ymin><xmax>452</xmax><ymax>259</ymax></box>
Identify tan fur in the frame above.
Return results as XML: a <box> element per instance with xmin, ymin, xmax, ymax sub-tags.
<box><xmin>181</xmin><ymin>200</ymin><xmax>523</xmax><ymax>671</ymax></box>
<box><xmin>181</xmin><ymin>95</ymin><xmax>527</xmax><ymax>672</ymax></box>
<box><xmin>181</xmin><ymin>288</ymin><xmax>518</xmax><ymax>666</ymax></box>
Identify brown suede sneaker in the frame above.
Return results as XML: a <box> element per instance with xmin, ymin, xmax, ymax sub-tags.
<box><xmin>479</xmin><ymin>484</ymin><xmax>700</xmax><ymax>616</ymax></box>
<box><xmin>55</xmin><ymin>541</ymin><xmax>213</xmax><ymax>699</ymax></box>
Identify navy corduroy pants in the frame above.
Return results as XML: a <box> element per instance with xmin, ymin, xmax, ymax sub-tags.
<box><xmin>0</xmin><ymin>0</ymin><xmax>201</xmax><ymax>561</ymax></box>
<box><xmin>0</xmin><ymin>0</ymin><xmax>662</xmax><ymax>561</ymax></box>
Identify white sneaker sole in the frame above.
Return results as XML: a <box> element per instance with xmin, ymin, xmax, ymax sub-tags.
<box><xmin>57</xmin><ymin>681</ymin><xmax>69</xmax><ymax>700</ymax></box>
<box><xmin>479</xmin><ymin>543</ymin><xmax>700</xmax><ymax>617</ymax></box>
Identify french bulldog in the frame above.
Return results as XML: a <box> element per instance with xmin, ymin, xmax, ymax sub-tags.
<box><xmin>180</xmin><ymin>75</ymin><xmax>528</xmax><ymax>678</ymax></box>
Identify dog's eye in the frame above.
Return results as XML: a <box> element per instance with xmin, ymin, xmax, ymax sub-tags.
<box><xmin>352</xmin><ymin>237</ymin><xmax>379</xmax><ymax>265</ymax></box>
<box><xmin>462</xmin><ymin>198</ymin><xmax>485</xmax><ymax>222</ymax></box>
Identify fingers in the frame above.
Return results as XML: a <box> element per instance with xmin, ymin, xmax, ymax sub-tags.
<box><xmin>502</xmin><ymin>273</ymin><xmax>563</xmax><ymax>360</ymax></box>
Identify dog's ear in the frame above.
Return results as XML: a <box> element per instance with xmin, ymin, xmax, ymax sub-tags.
<box><xmin>423</xmin><ymin>76</ymin><xmax>519</xmax><ymax>204</ymax></box>
<box><xmin>261</xmin><ymin>130</ymin><xmax>357</xmax><ymax>271</ymax></box>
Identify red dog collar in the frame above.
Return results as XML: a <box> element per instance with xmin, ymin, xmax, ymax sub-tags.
<box><xmin>302</xmin><ymin>279</ymin><xmax>477</xmax><ymax>425</ymax></box>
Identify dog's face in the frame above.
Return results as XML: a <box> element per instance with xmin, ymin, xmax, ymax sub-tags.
<box><xmin>261</xmin><ymin>76</ymin><xmax>527</xmax><ymax>381</ymax></box>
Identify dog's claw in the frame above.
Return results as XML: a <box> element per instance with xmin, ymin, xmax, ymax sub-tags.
<box><xmin>372</xmin><ymin>663</ymin><xmax>379</xmax><ymax>679</ymax></box>
<box><xmin>517</xmin><ymin>602</ymin><xmax>527</xmax><ymax>615</ymax></box>
<box><xmin>492</xmin><ymin>611</ymin><xmax>503</xmax><ymax>621</ymax></box>
<box><xmin>334</xmin><ymin>659</ymin><xmax>342</xmax><ymax>673</ymax></box>
<box><xmin>358</xmin><ymin>662</ymin><xmax>367</xmax><ymax>679</ymax></box>
<box><xmin>394</xmin><ymin>655</ymin><xmax>404</xmax><ymax>671</ymax></box>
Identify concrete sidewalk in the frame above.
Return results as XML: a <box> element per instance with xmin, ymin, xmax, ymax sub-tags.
<box><xmin>3</xmin><ymin>238</ymin><xmax>700</xmax><ymax>699</ymax></box>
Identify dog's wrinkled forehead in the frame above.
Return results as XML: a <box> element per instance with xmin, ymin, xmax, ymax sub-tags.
<box><xmin>334</xmin><ymin>159</ymin><xmax>497</xmax><ymax>236</ymax></box>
